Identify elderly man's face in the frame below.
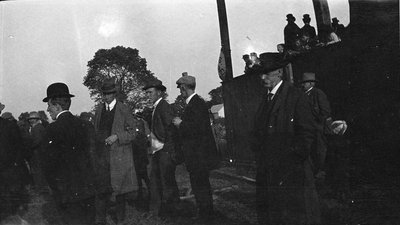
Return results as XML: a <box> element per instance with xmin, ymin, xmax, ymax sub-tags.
<box><xmin>260</xmin><ymin>69</ymin><xmax>283</xmax><ymax>90</ymax></box>
<box><xmin>146</xmin><ymin>87</ymin><xmax>162</xmax><ymax>104</ymax></box>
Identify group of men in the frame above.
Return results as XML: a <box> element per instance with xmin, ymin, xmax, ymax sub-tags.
<box><xmin>0</xmin><ymin>73</ymin><xmax>218</xmax><ymax>225</ymax></box>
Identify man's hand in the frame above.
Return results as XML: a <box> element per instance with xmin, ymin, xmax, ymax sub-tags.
<box><xmin>172</xmin><ymin>117</ymin><xmax>182</xmax><ymax>127</ymax></box>
<box><xmin>105</xmin><ymin>134</ymin><xmax>118</xmax><ymax>146</ymax></box>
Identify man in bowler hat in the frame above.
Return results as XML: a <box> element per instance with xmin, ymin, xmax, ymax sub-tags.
<box><xmin>251</xmin><ymin>63</ymin><xmax>321</xmax><ymax>224</ymax></box>
<box><xmin>300</xmin><ymin>72</ymin><xmax>332</xmax><ymax>179</ymax></box>
<box><xmin>172</xmin><ymin>72</ymin><xmax>219</xmax><ymax>221</ymax></box>
<box><xmin>93</xmin><ymin>78</ymin><xmax>139</xmax><ymax>224</ymax></box>
<box><xmin>41</xmin><ymin>82</ymin><xmax>97</xmax><ymax>225</ymax></box>
<box><xmin>143</xmin><ymin>79</ymin><xmax>180</xmax><ymax>217</ymax></box>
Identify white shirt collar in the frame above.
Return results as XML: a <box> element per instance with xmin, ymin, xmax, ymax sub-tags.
<box><xmin>186</xmin><ymin>93</ymin><xmax>196</xmax><ymax>104</ymax></box>
<box><xmin>153</xmin><ymin>97</ymin><xmax>162</xmax><ymax>108</ymax></box>
<box><xmin>56</xmin><ymin>110</ymin><xmax>69</xmax><ymax>120</ymax></box>
<box><xmin>106</xmin><ymin>98</ymin><xmax>117</xmax><ymax>111</ymax></box>
<box><xmin>268</xmin><ymin>80</ymin><xmax>283</xmax><ymax>98</ymax></box>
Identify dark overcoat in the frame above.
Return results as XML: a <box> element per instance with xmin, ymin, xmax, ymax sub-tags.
<box><xmin>41</xmin><ymin>112</ymin><xmax>96</xmax><ymax>204</ymax></box>
<box><xmin>252</xmin><ymin>82</ymin><xmax>320</xmax><ymax>225</ymax></box>
<box><xmin>178</xmin><ymin>94</ymin><xmax>219</xmax><ymax>172</ymax></box>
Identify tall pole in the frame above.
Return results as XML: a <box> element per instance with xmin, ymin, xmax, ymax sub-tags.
<box><xmin>216</xmin><ymin>0</ymin><xmax>233</xmax><ymax>81</ymax></box>
<box><xmin>216</xmin><ymin>0</ymin><xmax>234</xmax><ymax>163</ymax></box>
<box><xmin>312</xmin><ymin>0</ymin><xmax>332</xmax><ymax>39</ymax></box>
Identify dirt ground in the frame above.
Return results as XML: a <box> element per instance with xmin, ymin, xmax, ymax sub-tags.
<box><xmin>4</xmin><ymin>163</ymin><xmax>400</xmax><ymax>225</ymax></box>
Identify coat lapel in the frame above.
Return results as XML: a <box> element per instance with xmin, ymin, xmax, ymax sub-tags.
<box><xmin>270</xmin><ymin>82</ymin><xmax>289</xmax><ymax>116</ymax></box>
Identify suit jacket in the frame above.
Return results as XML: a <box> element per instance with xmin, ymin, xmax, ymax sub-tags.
<box><xmin>94</xmin><ymin>101</ymin><xmax>138</xmax><ymax>194</ymax></box>
<box><xmin>253</xmin><ymin>82</ymin><xmax>316</xmax><ymax>168</ymax></box>
<box><xmin>152</xmin><ymin>99</ymin><xmax>174</xmax><ymax>151</ymax></box>
<box><xmin>307</xmin><ymin>87</ymin><xmax>331</xmax><ymax>131</ymax></box>
<box><xmin>178</xmin><ymin>94</ymin><xmax>219</xmax><ymax>172</ymax></box>
<box><xmin>42</xmin><ymin>112</ymin><xmax>96</xmax><ymax>204</ymax></box>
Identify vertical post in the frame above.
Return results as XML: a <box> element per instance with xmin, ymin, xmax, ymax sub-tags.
<box><xmin>216</xmin><ymin>0</ymin><xmax>235</xmax><ymax>163</ymax></box>
<box><xmin>312</xmin><ymin>0</ymin><xmax>332</xmax><ymax>38</ymax></box>
<box><xmin>216</xmin><ymin>0</ymin><xmax>233</xmax><ymax>81</ymax></box>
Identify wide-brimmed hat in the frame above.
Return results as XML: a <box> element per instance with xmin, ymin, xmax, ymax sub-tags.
<box><xmin>301</xmin><ymin>72</ymin><xmax>318</xmax><ymax>83</ymax></box>
<box><xmin>302</xmin><ymin>14</ymin><xmax>311</xmax><ymax>22</ymax></box>
<box><xmin>100</xmin><ymin>78</ymin><xmax>117</xmax><ymax>94</ymax></box>
<box><xmin>258</xmin><ymin>53</ymin><xmax>288</xmax><ymax>74</ymax></box>
<box><xmin>0</xmin><ymin>102</ymin><xmax>4</xmax><ymax>112</ymax></box>
<box><xmin>43</xmin><ymin>82</ymin><xmax>75</xmax><ymax>102</ymax></box>
<box><xmin>28</xmin><ymin>111</ymin><xmax>40</xmax><ymax>120</ymax></box>
<box><xmin>286</xmin><ymin>14</ymin><xmax>296</xmax><ymax>21</ymax></box>
<box><xmin>176</xmin><ymin>72</ymin><xmax>196</xmax><ymax>87</ymax></box>
<box><xmin>142</xmin><ymin>79</ymin><xmax>166</xmax><ymax>91</ymax></box>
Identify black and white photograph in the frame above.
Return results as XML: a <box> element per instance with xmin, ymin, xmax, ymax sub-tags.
<box><xmin>0</xmin><ymin>0</ymin><xmax>398</xmax><ymax>224</ymax></box>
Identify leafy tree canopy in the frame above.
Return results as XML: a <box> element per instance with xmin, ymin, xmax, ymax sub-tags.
<box><xmin>83</xmin><ymin>46</ymin><xmax>158</xmax><ymax>111</ymax></box>
<box><xmin>208</xmin><ymin>85</ymin><xmax>223</xmax><ymax>107</ymax></box>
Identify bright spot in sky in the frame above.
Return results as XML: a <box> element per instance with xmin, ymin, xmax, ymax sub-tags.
<box><xmin>97</xmin><ymin>15</ymin><xmax>121</xmax><ymax>38</ymax></box>
<box><xmin>244</xmin><ymin>45</ymin><xmax>255</xmax><ymax>55</ymax></box>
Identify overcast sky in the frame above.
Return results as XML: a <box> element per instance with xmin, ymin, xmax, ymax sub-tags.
<box><xmin>0</xmin><ymin>0</ymin><xmax>349</xmax><ymax>117</ymax></box>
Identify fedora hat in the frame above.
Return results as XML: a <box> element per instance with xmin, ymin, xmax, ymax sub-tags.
<box><xmin>286</xmin><ymin>14</ymin><xmax>296</xmax><ymax>21</ymax></box>
<box><xmin>258</xmin><ymin>53</ymin><xmax>288</xmax><ymax>74</ymax></box>
<box><xmin>142</xmin><ymin>79</ymin><xmax>166</xmax><ymax>91</ymax></box>
<box><xmin>301</xmin><ymin>72</ymin><xmax>318</xmax><ymax>83</ymax></box>
<box><xmin>43</xmin><ymin>82</ymin><xmax>75</xmax><ymax>102</ymax></box>
<box><xmin>28</xmin><ymin>111</ymin><xmax>40</xmax><ymax>120</ymax></box>
<box><xmin>100</xmin><ymin>78</ymin><xmax>117</xmax><ymax>94</ymax></box>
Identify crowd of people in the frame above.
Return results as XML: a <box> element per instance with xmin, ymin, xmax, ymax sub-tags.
<box><xmin>0</xmin><ymin>73</ymin><xmax>219</xmax><ymax>225</ymax></box>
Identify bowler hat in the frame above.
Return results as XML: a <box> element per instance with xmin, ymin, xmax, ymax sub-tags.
<box><xmin>28</xmin><ymin>111</ymin><xmax>40</xmax><ymax>120</ymax></box>
<box><xmin>100</xmin><ymin>78</ymin><xmax>117</xmax><ymax>94</ymax></box>
<box><xmin>0</xmin><ymin>102</ymin><xmax>4</xmax><ymax>112</ymax></box>
<box><xmin>143</xmin><ymin>79</ymin><xmax>166</xmax><ymax>91</ymax></box>
<box><xmin>176</xmin><ymin>72</ymin><xmax>196</xmax><ymax>87</ymax></box>
<box><xmin>43</xmin><ymin>82</ymin><xmax>75</xmax><ymax>102</ymax></box>
<box><xmin>301</xmin><ymin>72</ymin><xmax>318</xmax><ymax>83</ymax></box>
<box><xmin>302</xmin><ymin>14</ymin><xmax>311</xmax><ymax>22</ymax></box>
<box><xmin>286</xmin><ymin>14</ymin><xmax>296</xmax><ymax>21</ymax></box>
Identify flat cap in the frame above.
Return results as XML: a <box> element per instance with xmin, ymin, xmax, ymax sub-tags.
<box><xmin>176</xmin><ymin>72</ymin><xmax>196</xmax><ymax>87</ymax></box>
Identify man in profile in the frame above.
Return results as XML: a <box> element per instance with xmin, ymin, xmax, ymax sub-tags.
<box><xmin>41</xmin><ymin>82</ymin><xmax>96</xmax><ymax>225</ymax></box>
<box><xmin>172</xmin><ymin>72</ymin><xmax>219</xmax><ymax>221</ymax></box>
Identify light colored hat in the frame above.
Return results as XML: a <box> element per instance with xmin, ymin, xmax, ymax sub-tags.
<box><xmin>176</xmin><ymin>72</ymin><xmax>196</xmax><ymax>87</ymax></box>
<box><xmin>301</xmin><ymin>72</ymin><xmax>318</xmax><ymax>83</ymax></box>
<box><xmin>28</xmin><ymin>111</ymin><xmax>41</xmax><ymax>120</ymax></box>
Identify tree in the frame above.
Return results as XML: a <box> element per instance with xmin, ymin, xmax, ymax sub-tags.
<box><xmin>171</xmin><ymin>94</ymin><xmax>186</xmax><ymax>117</ymax></box>
<box><xmin>208</xmin><ymin>85</ymin><xmax>223</xmax><ymax>107</ymax></box>
<box><xmin>83</xmin><ymin>46</ymin><xmax>158</xmax><ymax>111</ymax></box>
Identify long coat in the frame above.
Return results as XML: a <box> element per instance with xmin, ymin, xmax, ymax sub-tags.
<box><xmin>94</xmin><ymin>101</ymin><xmax>138</xmax><ymax>195</ymax></box>
<box><xmin>41</xmin><ymin>112</ymin><xmax>96</xmax><ymax>204</ymax></box>
<box><xmin>178</xmin><ymin>94</ymin><xmax>218</xmax><ymax>172</ymax></box>
<box><xmin>252</xmin><ymin>82</ymin><xmax>320</xmax><ymax>225</ymax></box>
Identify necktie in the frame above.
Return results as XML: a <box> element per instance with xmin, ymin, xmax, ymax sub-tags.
<box><xmin>107</xmin><ymin>105</ymin><xmax>110</xmax><ymax>111</ymax></box>
<box><xmin>267</xmin><ymin>93</ymin><xmax>274</xmax><ymax>102</ymax></box>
